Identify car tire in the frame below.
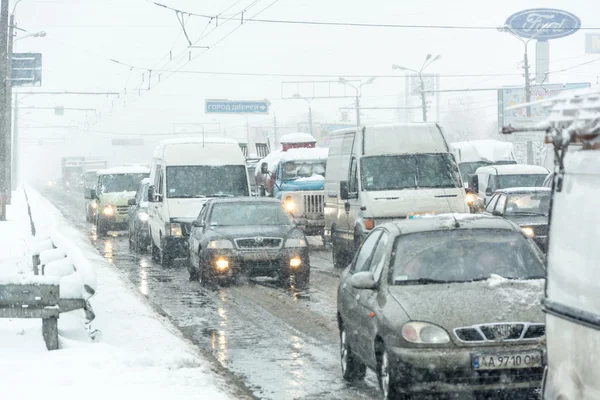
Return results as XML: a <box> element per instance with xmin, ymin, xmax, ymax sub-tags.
<box><xmin>378</xmin><ymin>348</ymin><xmax>407</xmax><ymax>400</ymax></box>
<box><xmin>332</xmin><ymin>232</ymin><xmax>348</xmax><ymax>269</ymax></box>
<box><xmin>197</xmin><ymin>249</ymin><xmax>211</xmax><ymax>286</ymax></box>
<box><xmin>160</xmin><ymin>237</ymin><xmax>172</xmax><ymax>268</ymax></box>
<box><xmin>294</xmin><ymin>266</ymin><xmax>310</xmax><ymax>289</ymax></box>
<box><xmin>96</xmin><ymin>218</ymin><xmax>107</xmax><ymax>238</ymax></box>
<box><xmin>188</xmin><ymin>255</ymin><xmax>199</xmax><ymax>282</ymax></box>
<box><xmin>151</xmin><ymin>233</ymin><xmax>160</xmax><ymax>261</ymax></box>
<box><xmin>340</xmin><ymin>324</ymin><xmax>366</xmax><ymax>382</ymax></box>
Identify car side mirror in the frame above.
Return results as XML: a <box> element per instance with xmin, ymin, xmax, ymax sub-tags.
<box><xmin>492</xmin><ymin>210</ymin><xmax>503</xmax><ymax>217</ymax></box>
<box><xmin>192</xmin><ymin>220</ymin><xmax>204</xmax><ymax>228</ymax></box>
<box><xmin>350</xmin><ymin>271</ymin><xmax>377</xmax><ymax>290</ymax></box>
<box><xmin>85</xmin><ymin>189</ymin><xmax>96</xmax><ymax>200</ymax></box>
<box><xmin>128</xmin><ymin>198</ymin><xmax>137</xmax><ymax>206</ymax></box>
<box><xmin>485</xmin><ymin>187</ymin><xmax>493</xmax><ymax>196</ymax></box>
<box><xmin>147</xmin><ymin>185</ymin><xmax>155</xmax><ymax>202</ymax></box>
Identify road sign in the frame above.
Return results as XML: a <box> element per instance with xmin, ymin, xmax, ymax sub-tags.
<box><xmin>586</xmin><ymin>34</ymin><xmax>600</xmax><ymax>54</ymax></box>
<box><xmin>409</xmin><ymin>74</ymin><xmax>436</xmax><ymax>96</ymax></box>
<box><xmin>205</xmin><ymin>100</ymin><xmax>270</xmax><ymax>114</ymax></box>
<box><xmin>505</xmin><ymin>8</ymin><xmax>581</xmax><ymax>40</ymax></box>
<box><xmin>11</xmin><ymin>53</ymin><xmax>42</xmax><ymax>87</ymax></box>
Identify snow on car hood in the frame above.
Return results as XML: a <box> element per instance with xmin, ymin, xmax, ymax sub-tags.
<box><xmin>208</xmin><ymin>225</ymin><xmax>293</xmax><ymax>240</ymax></box>
<box><xmin>388</xmin><ymin>278</ymin><xmax>544</xmax><ymax>333</ymax></box>
<box><xmin>100</xmin><ymin>191</ymin><xmax>136</xmax><ymax>204</ymax></box>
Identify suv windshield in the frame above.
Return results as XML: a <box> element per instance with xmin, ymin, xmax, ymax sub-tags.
<box><xmin>505</xmin><ymin>192</ymin><xmax>551</xmax><ymax>216</ymax></box>
<box><xmin>209</xmin><ymin>203</ymin><xmax>292</xmax><ymax>226</ymax></box>
<box><xmin>100</xmin><ymin>173</ymin><xmax>149</xmax><ymax>193</ymax></box>
<box><xmin>166</xmin><ymin>165</ymin><xmax>249</xmax><ymax>198</ymax></box>
<box><xmin>495</xmin><ymin>174</ymin><xmax>547</xmax><ymax>189</ymax></box>
<box><xmin>361</xmin><ymin>153</ymin><xmax>461</xmax><ymax>191</ymax></box>
<box><xmin>392</xmin><ymin>229</ymin><xmax>544</xmax><ymax>284</ymax></box>
<box><xmin>281</xmin><ymin>160</ymin><xmax>326</xmax><ymax>181</ymax></box>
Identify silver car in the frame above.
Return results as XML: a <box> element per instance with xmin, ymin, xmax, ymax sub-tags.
<box><xmin>337</xmin><ymin>214</ymin><xmax>546</xmax><ymax>399</ymax></box>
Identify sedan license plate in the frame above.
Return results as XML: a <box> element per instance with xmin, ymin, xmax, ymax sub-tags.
<box><xmin>241</xmin><ymin>252</ymin><xmax>275</xmax><ymax>261</ymax></box>
<box><xmin>472</xmin><ymin>351</ymin><xmax>542</xmax><ymax>370</ymax></box>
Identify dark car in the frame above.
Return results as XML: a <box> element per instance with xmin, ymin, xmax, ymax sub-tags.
<box><xmin>128</xmin><ymin>178</ymin><xmax>151</xmax><ymax>251</ymax></box>
<box><xmin>187</xmin><ymin>197</ymin><xmax>310</xmax><ymax>286</ymax></box>
<box><xmin>337</xmin><ymin>214</ymin><xmax>546</xmax><ymax>399</ymax></box>
<box><xmin>483</xmin><ymin>187</ymin><xmax>550</xmax><ymax>252</ymax></box>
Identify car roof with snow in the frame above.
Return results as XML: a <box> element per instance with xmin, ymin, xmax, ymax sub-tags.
<box><xmin>279</xmin><ymin>132</ymin><xmax>317</xmax><ymax>144</ymax></box>
<box><xmin>279</xmin><ymin>148</ymin><xmax>329</xmax><ymax>162</ymax></box>
<box><xmin>495</xmin><ymin>187</ymin><xmax>551</xmax><ymax>195</ymax></box>
<box><xmin>205</xmin><ymin>197</ymin><xmax>284</xmax><ymax>205</ymax></box>
<box><xmin>475</xmin><ymin>164</ymin><xmax>549</xmax><ymax>175</ymax></box>
<box><xmin>381</xmin><ymin>213</ymin><xmax>520</xmax><ymax>236</ymax></box>
<box><xmin>98</xmin><ymin>166</ymin><xmax>150</xmax><ymax>175</ymax></box>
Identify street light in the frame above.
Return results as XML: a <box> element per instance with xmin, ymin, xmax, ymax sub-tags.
<box><xmin>392</xmin><ymin>54</ymin><xmax>441</xmax><ymax>122</ymax></box>
<box><xmin>14</xmin><ymin>30</ymin><xmax>46</xmax><ymax>42</ymax></box>
<box><xmin>292</xmin><ymin>93</ymin><xmax>313</xmax><ymax>137</ymax></box>
<box><xmin>338</xmin><ymin>77</ymin><xmax>376</xmax><ymax>128</ymax></box>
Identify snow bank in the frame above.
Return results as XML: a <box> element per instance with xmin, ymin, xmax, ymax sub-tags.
<box><xmin>2</xmin><ymin>187</ymin><xmax>240</xmax><ymax>399</ymax></box>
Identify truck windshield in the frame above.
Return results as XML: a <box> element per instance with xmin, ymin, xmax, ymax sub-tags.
<box><xmin>101</xmin><ymin>173</ymin><xmax>149</xmax><ymax>193</ymax></box>
<box><xmin>281</xmin><ymin>160</ymin><xmax>326</xmax><ymax>181</ymax></box>
<box><xmin>166</xmin><ymin>165</ymin><xmax>249</xmax><ymax>198</ymax></box>
<box><xmin>361</xmin><ymin>154</ymin><xmax>461</xmax><ymax>191</ymax></box>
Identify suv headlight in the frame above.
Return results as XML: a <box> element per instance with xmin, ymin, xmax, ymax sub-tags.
<box><xmin>137</xmin><ymin>211</ymin><xmax>149</xmax><ymax>222</ymax></box>
<box><xmin>285</xmin><ymin>229</ymin><xmax>307</xmax><ymax>248</ymax></box>
<box><xmin>401</xmin><ymin>322</ymin><xmax>450</xmax><ymax>344</ymax></box>
<box><xmin>170</xmin><ymin>223</ymin><xmax>183</xmax><ymax>237</ymax></box>
<box><xmin>103</xmin><ymin>205</ymin><xmax>114</xmax><ymax>216</ymax></box>
<box><xmin>208</xmin><ymin>240</ymin><xmax>234</xmax><ymax>249</ymax></box>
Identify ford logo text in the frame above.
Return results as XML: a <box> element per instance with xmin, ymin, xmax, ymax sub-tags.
<box><xmin>505</xmin><ymin>8</ymin><xmax>581</xmax><ymax>40</ymax></box>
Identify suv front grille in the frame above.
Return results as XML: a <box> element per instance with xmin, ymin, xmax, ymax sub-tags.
<box><xmin>116</xmin><ymin>205</ymin><xmax>129</xmax><ymax>215</ymax></box>
<box><xmin>454</xmin><ymin>323</ymin><xmax>545</xmax><ymax>343</ymax></box>
<box><xmin>304</xmin><ymin>194</ymin><xmax>324</xmax><ymax>214</ymax></box>
<box><xmin>235</xmin><ymin>237</ymin><xmax>282</xmax><ymax>249</ymax></box>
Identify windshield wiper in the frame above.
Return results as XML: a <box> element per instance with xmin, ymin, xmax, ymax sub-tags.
<box><xmin>173</xmin><ymin>194</ymin><xmax>206</xmax><ymax>198</ymax></box>
<box><xmin>509</xmin><ymin>212</ymin><xmax>548</xmax><ymax>216</ymax></box>
<box><xmin>205</xmin><ymin>194</ymin><xmax>234</xmax><ymax>198</ymax></box>
<box><xmin>394</xmin><ymin>278</ymin><xmax>455</xmax><ymax>285</ymax></box>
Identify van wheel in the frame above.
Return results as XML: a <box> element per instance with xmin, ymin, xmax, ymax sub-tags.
<box><xmin>160</xmin><ymin>238</ymin><xmax>172</xmax><ymax>267</ymax></box>
<box><xmin>96</xmin><ymin>218</ymin><xmax>107</xmax><ymax>237</ymax></box>
<box><xmin>332</xmin><ymin>233</ymin><xmax>348</xmax><ymax>269</ymax></box>
<box><xmin>151</xmin><ymin>235</ymin><xmax>160</xmax><ymax>261</ymax></box>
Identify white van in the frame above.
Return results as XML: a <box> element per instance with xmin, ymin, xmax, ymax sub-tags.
<box><xmin>324</xmin><ymin>123</ymin><xmax>469</xmax><ymax>268</ymax></box>
<box><xmin>147</xmin><ymin>137</ymin><xmax>250</xmax><ymax>266</ymax></box>
<box><xmin>469</xmin><ymin>164</ymin><xmax>549</xmax><ymax>212</ymax></box>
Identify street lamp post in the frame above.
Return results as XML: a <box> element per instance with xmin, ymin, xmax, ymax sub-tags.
<box><xmin>338</xmin><ymin>77</ymin><xmax>376</xmax><ymax>131</ymax></box>
<box><xmin>292</xmin><ymin>93</ymin><xmax>313</xmax><ymax>136</ymax></box>
<box><xmin>392</xmin><ymin>54</ymin><xmax>441</xmax><ymax>122</ymax></box>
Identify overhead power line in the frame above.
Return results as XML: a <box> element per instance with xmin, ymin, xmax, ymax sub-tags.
<box><xmin>148</xmin><ymin>3</ymin><xmax>600</xmax><ymax>31</ymax></box>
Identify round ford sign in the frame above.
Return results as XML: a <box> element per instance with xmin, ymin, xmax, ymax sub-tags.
<box><xmin>505</xmin><ymin>8</ymin><xmax>581</xmax><ymax>40</ymax></box>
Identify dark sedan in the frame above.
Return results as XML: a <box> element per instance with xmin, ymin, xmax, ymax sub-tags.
<box><xmin>187</xmin><ymin>198</ymin><xmax>310</xmax><ymax>287</ymax></box>
<box><xmin>484</xmin><ymin>187</ymin><xmax>550</xmax><ymax>252</ymax></box>
<box><xmin>337</xmin><ymin>214</ymin><xmax>546</xmax><ymax>399</ymax></box>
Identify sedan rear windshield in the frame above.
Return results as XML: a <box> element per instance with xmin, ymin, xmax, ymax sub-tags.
<box><xmin>361</xmin><ymin>154</ymin><xmax>461</xmax><ymax>191</ymax></box>
<box><xmin>494</xmin><ymin>174</ymin><xmax>547</xmax><ymax>189</ymax></box>
<box><xmin>391</xmin><ymin>229</ymin><xmax>544</xmax><ymax>284</ymax></box>
<box><xmin>209</xmin><ymin>203</ymin><xmax>292</xmax><ymax>226</ymax></box>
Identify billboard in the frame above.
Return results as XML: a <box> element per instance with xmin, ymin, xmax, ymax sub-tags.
<box><xmin>498</xmin><ymin>83</ymin><xmax>591</xmax><ymax>139</ymax></box>
<box><xmin>586</xmin><ymin>33</ymin><xmax>600</xmax><ymax>54</ymax></box>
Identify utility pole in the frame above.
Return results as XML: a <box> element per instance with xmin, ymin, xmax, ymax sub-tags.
<box><xmin>0</xmin><ymin>0</ymin><xmax>9</xmax><ymax>220</ymax></box>
<box><xmin>419</xmin><ymin>76</ymin><xmax>427</xmax><ymax>122</ymax></box>
<box><xmin>11</xmin><ymin>93</ymin><xmax>17</xmax><ymax>188</ymax></box>
<box><xmin>5</xmin><ymin>12</ymin><xmax>12</xmax><ymax>199</ymax></box>
<box><xmin>273</xmin><ymin>113</ymin><xmax>278</xmax><ymax>146</ymax></box>
<box><xmin>393</xmin><ymin>54</ymin><xmax>441</xmax><ymax>123</ymax></box>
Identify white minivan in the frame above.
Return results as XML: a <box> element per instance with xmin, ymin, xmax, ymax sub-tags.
<box><xmin>324</xmin><ymin>123</ymin><xmax>469</xmax><ymax>268</ymax></box>
<box><xmin>147</xmin><ymin>137</ymin><xmax>250</xmax><ymax>266</ymax></box>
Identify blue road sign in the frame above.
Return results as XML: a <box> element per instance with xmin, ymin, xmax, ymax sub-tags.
<box><xmin>205</xmin><ymin>100</ymin><xmax>270</xmax><ymax>114</ymax></box>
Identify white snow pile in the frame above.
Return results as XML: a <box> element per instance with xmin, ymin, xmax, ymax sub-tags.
<box><xmin>0</xmin><ymin>188</ymin><xmax>239</xmax><ymax>400</ymax></box>
<box><xmin>279</xmin><ymin>132</ymin><xmax>316</xmax><ymax>144</ymax></box>
<box><xmin>450</xmin><ymin>140</ymin><xmax>516</xmax><ymax>163</ymax></box>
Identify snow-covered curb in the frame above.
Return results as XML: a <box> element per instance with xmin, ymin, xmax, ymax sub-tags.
<box><xmin>4</xmin><ymin>186</ymin><xmax>241</xmax><ymax>400</ymax></box>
